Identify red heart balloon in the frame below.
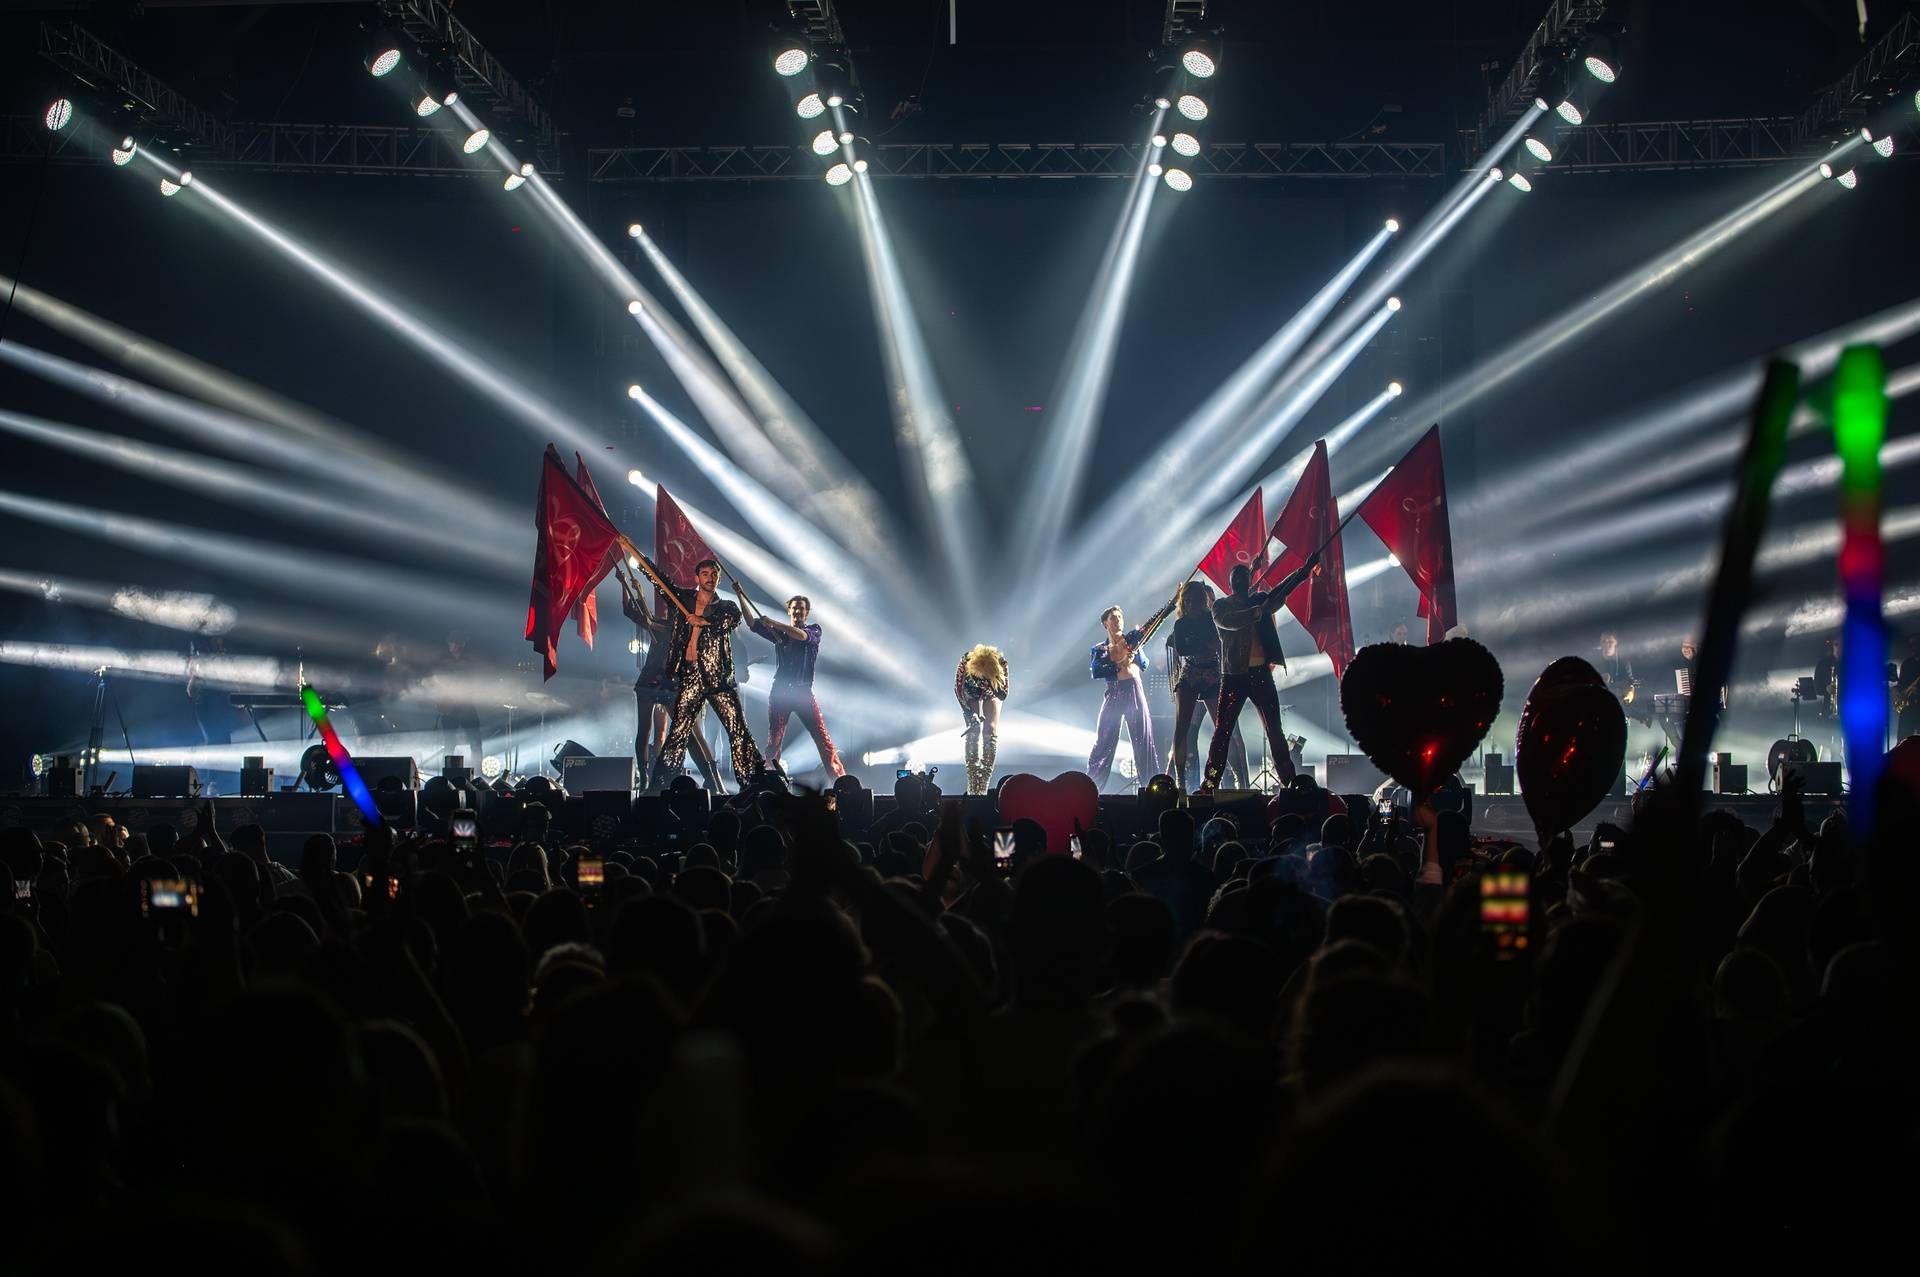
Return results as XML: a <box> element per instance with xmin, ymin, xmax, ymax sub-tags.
<box><xmin>1515</xmin><ymin>657</ymin><xmax>1627</xmax><ymax>840</ymax></box>
<box><xmin>995</xmin><ymin>771</ymin><xmax>1101</xmax><ymax>853</ymax></box>
<box><xmin>1340</xmin><ymin>638</ymin><xmax>1504</xmax><ymax>796</ymax></box>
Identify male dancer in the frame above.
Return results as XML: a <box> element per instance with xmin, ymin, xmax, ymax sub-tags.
<box><xmin>1197</xmin><ymin>553</ymin><xmax>1320</xmax><ymax>794</ymax></box>
<box><xmin>1087</xmin><ymin>603</ymin><xmax>1166</xmax><ymax>790</ymax></box>
<box><xmin>619</xmin><ymin>570</ymin><xmax>723</xmax><ymax>792</ymax></box>
<box><xmin>749</xmin><ymin>594</ymin><xmax>845</xmax><ymax>779</ymax></box>
<box><xmin>638</xmin><ymin>555</ymin><xmax>766</xmax><ymax>790</ymax></box>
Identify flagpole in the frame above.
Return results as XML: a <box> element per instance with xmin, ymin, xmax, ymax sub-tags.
<box><xmin>615</xmin><ymin>533</ymin><xmax>698</xmax><ymax>623</ymax></box>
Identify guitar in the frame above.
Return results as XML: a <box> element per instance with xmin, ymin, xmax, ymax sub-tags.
<box><xmin>1896</xmin><ymin>675</ymin><xmax>1920</xmax><ymax>714</ymax></box>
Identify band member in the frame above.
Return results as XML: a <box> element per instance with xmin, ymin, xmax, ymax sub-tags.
<box><xmin>1389</xmin><ymin>622</ymin><xmax>1411</xmax><ymax>646</ymax></box>
<box><xmin>434</xmin><ymin>632</ymin><xmax>485</xmax><ymax>769</ymax></box>
<box><xmin>1198</xmin><ymin>553</ymin><xmax>1319</xmax><ymax>794</ymax></box>
<box><xmin>1087</xmin><ymin>604</ymin><xmax>1164</xmax><ymax>791</ymax></box>
<box><xmin>1898</xmin><ymin>633</ymin><xmax>1920</xmax><ymax>741</ymax></box>
<box><xmin>642</xmin><ymin>556</ymin><xmax>766</xmax><ymax>790</ymax></box>
<box><xmin>1597</xmin><ymin>631</ymin><xmax>1633</xmax><ymax>698</ymax></box>
<box><xmin>1678</xmin><ymin>637</ymin><xmax>1699</xmax><ymax>696</ymax></box>
<box><xmin>1165</xmin><ymin>581</ymin><xmax>1247</xmax><ymax>790</ymax></box>
<box><xmin>750</xmin><ymin>594</ymin><xmax>845</xmax><ymax>779</ymax></box>
<box><xmin>620</xmin><ymin>572</ymin><xmax>723</xmax><ymax>792</ymax></box>
<box><xmin>956</xmin><ymin>644</ymin><xmax>1009</xmax><ymax>795</ymax></box>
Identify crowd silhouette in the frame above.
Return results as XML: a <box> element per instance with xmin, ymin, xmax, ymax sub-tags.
<box><xmin>1</xmin><ymin>759</ymin><xmax>1913</xmax><ymax>1274</ymax></box>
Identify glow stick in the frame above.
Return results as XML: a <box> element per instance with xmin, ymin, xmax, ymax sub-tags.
<box><xmin>301</xmin><ymin>683</ymin><xmax>381</xmax><ymax>825</ymax></box>
<box><xmin>1831</xmin><ymin>346</ymin><xmax>1888</xmax><ymax>835</ymax></box>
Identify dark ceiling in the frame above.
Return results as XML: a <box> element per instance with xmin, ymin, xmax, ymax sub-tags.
<box><xmin>1</xmin><ymin>1</ymin><xmax>1893</xmax><ymax>156</ymax></box>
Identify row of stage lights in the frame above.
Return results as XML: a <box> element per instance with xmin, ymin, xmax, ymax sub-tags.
<box><xmin>770</xmin><ymin>23</ymin><xmax>870</xmax><ymax>185</ymax></box>
<box><xmin>361</xmin><ymin>26</ymin><xmax>499</xmax><ymax>168</ymax></box>
<box><xmin>1499</xmin><ymin>22</ymin><xmax>1629</xmax><ymax>195</ymax></box>
<box><xmin>1142</xmin><ymin>30</ymin><xmax>1222</xmax><ymax>194</ymax></box>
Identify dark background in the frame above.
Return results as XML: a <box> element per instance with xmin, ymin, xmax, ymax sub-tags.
<box><xmin>1</xmin><ymin>0</ymin><xmax>1915</xmax><ymax>782</ymax></box>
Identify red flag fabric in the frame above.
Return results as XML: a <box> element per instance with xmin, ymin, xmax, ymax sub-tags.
<box><xmin>1357</xmin><ymin>425</ymin><xmax>1458</xmax><ymax>645</ymax></box>
<box><xmin>572</xmin><ymin>452</ymin><xmax>617</xmax><ymax>649</ymax></box>
<box><xmin>1264</xmin><ymin>440</ymin><xmax>1356</xmax><ymax>678</ymax></box>
<box><xmin>1197</xmin><ymin>488</ymin><xmax>1268</xmax><ymax>596</ymax></box>
<box><xmin>526</xmin><ymin>445</ymin><xmax>625</xmax><ymax>680</ymax></box>
<box><xmin>653</xmin><ymin>485</ymin><xmax>717</xmax><ymax>616</ymax></box>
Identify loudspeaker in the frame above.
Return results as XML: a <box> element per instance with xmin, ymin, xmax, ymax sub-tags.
<box><xmin>239</xmin><ymin>764</ymin><xmax>275</xmax><ymax>796</ymax></box>
<box><xmin>564</xmin><ymin>791</ymin><xmax>633</xmax><ymax>841</ymax></box>
<box><xmin>1326</xmin><ymin>754</ymin><xmax>1388</xmax><ymax>796</ymax></box>
<box><xmin>1482</xmin><ymin>753</ymin><xmax>1515</xmax><ymax>795</ymax></box>
<box><xmin>1185</xmin><ymin>790</ymin><xmax>1271</xmax><ymax>838</ymax></box>
<box><xmin>45</xmin><ymin>756</ymin><xmax>81</xmax><ymax>799</ymax></box>
<box><xmin>1782</xmin><ymin>760</ymin><xmax>1843</xmax><ymax>795</ymax></box>
<box><xmin>132</xmin><ymin>765</ymin><xmax>202</xmax><ymax>798</ymax></box>
<box><xmin>561</xmin><ymin>755</ymin><xmax>636</xmax><ymax>793</ymax></box>
<box><xmin>1713</xmin><ymin>753</ymin><xmax>1748</xmax><ymax>796</ymax></box>
<box><xmin>833</xmin><ymin>782</ymin><xmax>875</xmax><ymax>834</ymax></box>
<box><xmin>358</xmin><ymin>757</ymin><xmax>420</xmax><ymax>792</ymax></box>
<box><xmin>442</xmin><ymin>755</ymin><xmax>474</xmax><ymax>785</ymax></box>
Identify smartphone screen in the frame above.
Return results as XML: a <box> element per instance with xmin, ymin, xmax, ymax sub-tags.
<box><xmin>142</xmin><ymin>878</ymin><xmax>200</xmax><ymax>917</ymax></box>
<box><xmin>451</xmin><ymin>814</ymin><xmax>478</xmax><ymax>841</ymax></box>
<box><xmin>1599</xmin><ymin>839</ymin><xmax>1616</xmax><ymax>852</ymax></box>
<box><xmin>1376</xmin><ymin>798</ymin><xmax>1394</xmax><ymax>818</ymax></box>
<box><xmin>578</xmin><ymin>857</ymin><xmax>604</xmax><ymax>891</ymax></box>
<box><xmin>1478</xmin><ymin>870</ymin><xmax>1530</xmax><ymax>959</ymax></box>
<box><xmin>897</xmin><ymin>769</ymin><xmax>912</xmax><ymax>780</ymax></box>
<box><xmin>385</xmin><ymin>875</ymin><xmax>400</xmax><ymax>900</ymax></box>
<box><xmin>1069</xmin><ymin>834</ymin><xmax>1083</xmax><ymax>860</ymax></box>
<box><xmin>992</xmin><ymin>827</ymin><xmax>1015</xmax><ymax>871</ymax></box>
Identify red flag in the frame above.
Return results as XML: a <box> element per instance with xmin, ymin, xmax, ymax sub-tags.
<box><xmin>526</xmin><ymin>445</ymin><xmax>625</xmax><ymax>680</ymax></box>
<box><xmin>1264</xmin><ymin>440</ymin><xmax>1356</xmax><ymax>678</ymax></box>
<box><xmin>1358</xmin><ymin>425</ymin><xmax>1457</xmax><ymax>645</ymax></box>
<box><xmin>653</xmin><ymin>485</ymin><xmax>716</xmax><ymax>617</ymax></box>
<box><xmin>1197</xmin><ymin>489</ymin><xmax>1268</xmax><ymax>595</ymax></box>
<box><xmin>572</xmin><ymin>452</ymin><xmax>617</xmax><ymax>649</ymax></box>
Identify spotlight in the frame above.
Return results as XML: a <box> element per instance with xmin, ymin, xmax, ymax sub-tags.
<box><xmin>1176</xmin><ymin>93</ymin><xmax>1209</xmax><ymax>121</ymax></box>
<box><xmin>503</xmin><ymin>171</ymin><xmax>526</xmax><ymax>191</ymax></box>
<box><xmin>1508</xmin><ymin>171</ymin><xmax>1533</xmax><ymax>192</ymax></box>
<box><xmin>812</xmin><ymin>129</ymin><xmax>837</xmax><ymax>155</ymax></box>
<box><xmin>1555</xmin><ymin>95</ymin><xmax>1585</xmax><ymax>126</ymax></box>
<box><xmin>825</xmin><ymin>162</ymin><xmax>852</xmax><ymax>185</ymax></box>
<box><xmin>1915</xmin><ymin>88</ymin><xmax>1920</xmax><ymax>112</ymax></box>
<box><xmin>159</xmin><ymin>179</ymin><xmax>181</xmax><ymax>197</ymax></box>
<box><xmin>110</xmin><ymin>135</ymin><xmax>138</xmax><ymax>166</ymax></box>
<box><xmin>852</xmin><ymin>157</ymin><xmax>868</xmax><ymax>173</ymax></box>
<box><xmin>1489</xmin><ymin>167</ymin><xmax>1504</xmax><ymax>181</ymax></box>
<box><xmin>1524</xmin><ymin>135</ymin><xmax>1553</xmax><ymax>162</ymax></box>
<box><xmin>1537</xmin><ymin>63</ymin><xmax>1584</xmax><ymax>126</ymax></box>
<box><xmin>1171</xmin><ymin>132</ymin><xmax>1200</xmax><ymax>156</ymax></box>
<box><xmin>462</xmin><ymin>128</ymin><xmax>491</xmax><ymax>153</ymax></box>
<box><xmin>771</xmin><ymin>33</ymin><xmax>810</xmax><ymax>77</ymax></box>
<box><xmin>44</xmin><ymin>99</ymin><xmax>73</xmax><ymax>132</ymax></box>
<box><xmin>178</xmin><ymin>171</ymin><xmax>193</xmax><ymax>187</ymax></box>
<box><xmin>627</xmin><ymin>637</ymin><xmax>643</xmax><ymax>655</ymax></box>
<box><xmin>627</xmin><ymin>555</ymin><xmax>640</xmax><ymax>569</ymax></box>
<box><xmin>1835</xmin><ymin>168</ymin><xmax>1858</xmax><ymax>190</ymax></box>
<box><xmin>1148</xmin><ymin>162</ymin><xmax>1163</xmax><ymax>177</ymax></box>
<box><xmin>626</xmin><ymin>470</ymin><xmax>644</xmax><ymax>486</ymax></box>
<box><xmin>1151</xmin><ymin>133</ymin><xmax>1168</xmax><ymax>147</ymax></box>
<box><xmin>1582</xmin><ymin>37</ymin><xmax>1620</xmax><ymax>83</ymax></box>
<box><xmin>521</xmin><ymin>161</ymin><xmax>535</xmax><ymax>175</ymax></box>
<box><xmin>414</xmin><ymin>92</ymin><xmax>441</xmax><ymax>118</ymax></box>
<box><xmin>626</xmin><ymin>300</ymin><xmax>642</xmax><ymax>314</ymax></box>
<box><xmin>1820</xmin><ymin>162</ymin><xmax>1835</xmax><ymax>178</ymax></box>
<box><xmin>627</xmin><ymin>384</ymin><xmax>642</xmax><ymax>398</ymax></box>
<box><xmin>796</xmin><ymin>91</ymin><xmax>825</xmax><ymax>119</ymax></box>
<box><xmin>1388</xmin><ymin>381</ymin><xmax>1404</xmax><ymax>396</ymax></box>
<box><xmin>1386</xmin><ymin>296</ymin><xmax>1402</xmax><ymax>311</ymax></box>
<box><xmin>627</xmin><ymin>222</ymin><xmax>643</xmax><ymax>237</ymax></box>
<box><xmin>1872</xmin><ymin>134</ymin><xmax>1895</xmax><ymax>158</ymax></box>
<box><xmin>1162</xmin><ymin>167</ymin><xmax>1193</xmax><ymax>192</ymax></box>
<box><xmin>1154</xmin><ymin>95</ymin><xmax>1172</xmax><ymax>110</ymax></box>
<box><xmin>366</xmin><ymin>32</ymin><xmax>403</xmax><ymax>78</ymax></box>
<box><xmin>1384</xmin><ymin>217</ymin><xmax>1400</xmax><ymax>232</ymax></box>
<box><xmin>1180</xmin><ymin>36</ymin><xmax>1218</xmax><ymax>79</ymax></box>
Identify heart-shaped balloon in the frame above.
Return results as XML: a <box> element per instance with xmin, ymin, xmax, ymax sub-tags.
<box><xmin>1515</xmin><ymin>657</ymin><xmax>1628</xmax><ymax>840</ymax></box>
<box><xmin>996</xmin><ymin>771</ymin><xmax>1101</xmax><ymax>853</ymax></box>
<box><xmin>1340</xmin><ymin>639</ymin><xmax>1504</xmax><ymax>796</ymax></box>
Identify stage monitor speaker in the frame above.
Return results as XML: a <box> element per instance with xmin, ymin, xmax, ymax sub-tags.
<box><xmin>1782</xmin><ymin>760</ymin><xmax>1843</xmax><ymax>796</ymax></box>
<box><xmin>358</xmin><ymin>757</ymin><xmax>420</xmax><ymax>792</ymax></box>
<box><xmin>1185</xmin><ymin>790</ymin><xmax>1271</xmax><ymax>838</ymax></box>
<box><xmin>1482</xmin><ymin>753</ymin><xmax>1515</xmax><ymax>795</ymax></box>
<box><xmin>561</xmin><ymin>755</ymin><xmax>636</xmax><ymax>793</ymax></box>
<box><xmin>442</xmin><ymin>755</ymin><xmax>474</xmax><ymax>785</ymax></box>
<box><xmin>132</xmin><ymin>765</ymin><xmax>202</xmax><ymax>798</ymax></box>
<box><xmin>45</xmin><ymin>756</ymin><xmax>81</xmax><ymax>799</ymax></box>
<box><xmin>1326</xmin><ymin>754</ymin><xmax>1387</xmax><ymax>796</ymax></box>
<box><xmin>239</xmin><ymin>764</ymin><xmax>274</xmax><ymax>796</ymax></box>
<box><xmin>1713</xmin><ymin>753</ymin><xmax>1749</xmax><ymax>795</ymax></box>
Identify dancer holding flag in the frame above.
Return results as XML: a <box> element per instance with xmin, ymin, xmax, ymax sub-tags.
<box><xmin>643</xmin><ymin>553</ymin><xmax>767</xmax><ymax>791</ymax></box>
<box><xmin>1197</xmin><ymin>552</ymin><xmax>1321</xmax><ymax>793</ymax></box>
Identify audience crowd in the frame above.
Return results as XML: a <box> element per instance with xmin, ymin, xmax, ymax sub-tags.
<box><xmin>1</xmin><ymin>764</ymin><xmax>1913</xmax><ymax>1274</ymax></box>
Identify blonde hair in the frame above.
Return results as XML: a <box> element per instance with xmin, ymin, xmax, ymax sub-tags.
<box><xmin>964</xmin><ymin>643</ymin><xmax>1008</xmax><ymax>685</ymax></box>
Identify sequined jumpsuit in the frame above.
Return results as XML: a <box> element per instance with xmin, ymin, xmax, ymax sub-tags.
<box><xmin>649</xmin><ymin>582</ymin><xmax>765</xmax><ymax>790</ymax></box>
<box><xmin>954</xmin><ymin>655</ymin><xmax>1009</xmax><ymax>795</ymax></box>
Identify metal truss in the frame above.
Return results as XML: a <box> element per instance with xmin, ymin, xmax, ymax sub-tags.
<box><xmin>1162</xmin><ymin>1</ymin><xmax>1209</xmax><ymax>46</ymax></box>
<box><xmin>1793</xmin><ymin>9</ymin><xmax>1920</xmax><ymax>144</ymax></box>
<box><xmin>0</xmin><ymin>115</ymin><xmax>499</xmax><ymax>175</ymax></box>
<box><xmin>378</xmin><ymin>0</ymin><xmax>559</xmax><ymax>170</ymax></box>
<box><xmin>786</xmin><ymin>1</ymin><xmax>846</xmax><ymax>46</ymax></box>
<box><xmin>37</xmin><ymin>20</ymin><xmax>227</xmax><ymax>150</ymax></box>
<box><xmin>586</xmin><ymin>139</ymin><xmax>1448</xmax><ymax>182</ymax></box>
<box><xmin>1475</xmin><ymin>0</ymin><xmax>1609</xmax><ymax>148</ymax></box>
<box><xmin>1544</xmin><ymin>117</ymin><xmax>1801</xmax><ymax>172</ymax></box>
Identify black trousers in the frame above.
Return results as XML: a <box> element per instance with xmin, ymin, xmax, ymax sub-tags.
<box><xmin>1172</xmin><ymin>675</ymin><xmax>1247</xmax><ymax>789</ymax></box>
<box><xmin>1202</xmin><ymin>667</ymin><xmax>1295</xmax><ymax>790</ymax></box>
<box><xmin>637</xmin><ymin>685</ymin><xmax>721</xmax><ymax>792</ymax></box>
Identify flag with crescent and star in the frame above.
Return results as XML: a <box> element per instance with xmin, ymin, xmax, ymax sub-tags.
<box><xmin>1197</xmin><ymin>488</ymin><xmax>1268</xmax><ymax>596</ymax></box>
<box><xmin>1264</xmin><ymin>439</ymin><xmax>1356</xmax><ymax>678</ymax></box>
<box><xmin>1358</xmin><ymin>424</ymin><xmax>1458</xmax><ymax>645</ymax></box>
<box><xmin>653</xmin><ymin>484</ymin><xmax>717</xmax><ymax>617</ymax></box>
<box><xmin>526</xmin><ymin>445</ymin><xmax>625</xmax><ymax>680</ymax></box>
